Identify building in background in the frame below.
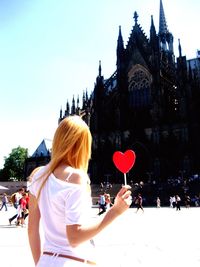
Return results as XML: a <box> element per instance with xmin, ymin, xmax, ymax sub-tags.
<box><xmin>59</xmin><ymin>0</ymin><xmax>200</xmax><ymax>184</ymax></box>
<box><xmin>24</xmin><ymin>139</ymin><xmax>51</xmax><ymax>178</ymax></box>
<box><xmin>27</xmin><ymin>1</ymin><xmax>200</xmax><ymax>185</ymax></box>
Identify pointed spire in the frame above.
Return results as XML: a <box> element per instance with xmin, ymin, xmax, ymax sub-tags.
<box><xmin>83</xmin><ymin>91</ymin><xmax>85</xmax><ymax>102</ymax></box>
<box><xmin>66</xmin><ymin>100</ymin><xmax>69</xmax><ymax>113</ymax></box>
<box><xmin>98</xmin><ymin>60</ymin><xmax>102</xmax><ymax>77</ymax></box>
<box><xmin>59</xmin><ymin>106</ymin><xmax>62</xmax><ymax>119</ymax></box>
<box><xmin>133</xmin><ymin>11</ymin><xmax>139</xmax><ymax>25</ymax></box>
<box><xmin>117</xmin><ymin>26</ymin><xmax>124</xmax><ymax>51</ymax></box>
<box><xmin>82</xmin><ymin>91</ymin><xmax>86</xmax><ymax>109</ymax></box>
<box><xmin>117</xmin><ymin>25</ymin><xmax>125</xmax><ymax>68</ymax></box>
<box><xmin>159</xmin><ymin>0</ymin><xmax>168</xmax><ymax>34</ymax></box>
<box><xmin>64</xmin><ymin>100</ymin><xmax>70</xmax><ymax>117</ymax></box>
<box><xmin>71</xmin><ymin>95</ymin><xmax>76</xmax><ymax>114</ymax></box>
<box><xmin>77</xmin><ymin>95</ymin><xmax>79</xmax><ymax>108</ymax></box>
<box><xmin>178</xmin><ymin>39</ymin><xmax>182</xmax><ymax>57</ymax></box>
<box><xmin>86</xmin><ymin>89</ymin><xmax>88</xmax><ymax>101</ymax></box>
<box><xmin>151</xmin><ymin>15</ymin><xmax>155</xmax><ymax>30</ymax></box>
<box><xmin>150</xmin><ymin>15</ymin><xmax>156</xmax><ymax>39</ymax></box>
<box><xmin>96</xmin><ymin>60</ymin><xmax>104</xmax><ymax>84</ymax></box>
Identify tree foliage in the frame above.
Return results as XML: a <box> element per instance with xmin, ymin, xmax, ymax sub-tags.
<box><xmin>0</xmin><ymin>146</ymin><xmax>28</xmax><ymax>181</ymax></box>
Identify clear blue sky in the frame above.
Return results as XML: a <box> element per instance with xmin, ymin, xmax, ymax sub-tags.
<box><xmin>0</xmin><ymin>0</ymin><xmax>199</xmax><ymax>168</ymax></box>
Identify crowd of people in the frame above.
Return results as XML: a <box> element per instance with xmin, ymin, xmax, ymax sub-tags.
<box><xmin>96</xmin><ymin>181</ymin><xmax>200</xmax><ymax>213</ymax></box>
<box><xmin>0</xmin><ymin>187</ymin><xmax>29</xmax><ymax>227</ymax></box>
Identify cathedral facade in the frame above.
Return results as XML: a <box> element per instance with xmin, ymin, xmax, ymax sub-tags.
<box><xmin>59</xmin><ymin>0</ymin><xmax>200</xmax><ymax>184</ymax></box>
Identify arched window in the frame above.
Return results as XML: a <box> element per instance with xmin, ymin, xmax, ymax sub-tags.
<box><xmin>128</xmin><ymin>65</ymin><xmax>152</xmax><ymax>108</ymax></box>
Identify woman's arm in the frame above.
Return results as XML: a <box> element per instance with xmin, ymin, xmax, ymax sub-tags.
<box><xmin>67</xmin><ymin>186</ymin><xmax>131</xmax><ymax>247</ymax></box>
<box><xmin>28</xmin><ymin>193</ymin><xmax>41</xmax><ymax>265</ymax></box>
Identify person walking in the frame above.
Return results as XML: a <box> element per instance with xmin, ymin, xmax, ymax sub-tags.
<box><xmin>0</xmin><ymin>193</ymin><xmax>8</xmax><ymax>211</ymax></box>
<box><xmin>156</xmin><ymin>197</ymin><xmax>161</xmax><ymax>208</ymax></box>
<box><xmin>185</xmin><ymin>195</ymin><xmax>191</xmax><ymax>208</ymax></box>
<box><xmin>97</xmin><ymin>193</ymin><xmax>106</xmax><ymax>216</ymax></box>
<box><xmin>105</xmin><ymin>193</ymin><xmax>112</xmax><ymax>210</ymax></box>
<box><xmin>16</xmin><ymin>192</ymin><xmax>28</xmax><ymax>227</ymax></box>
<box><xmin>175</xmin><ymin>195</ymin><xmax>181</xmax><ymax>211</ymax></box>
<box><xmin>8</xmin><ymin>188</ymin><xmax>24</xmax><ymax>225</ymax></box>
<box><xmin>135</xmin><ymin>193</ymin><xmax>144</xmax><ymax>213</ymax></box>
<box><xmin>28</xmin><ymin>115</ymin><xmax>132</xmax><ymax>267</ymax></box>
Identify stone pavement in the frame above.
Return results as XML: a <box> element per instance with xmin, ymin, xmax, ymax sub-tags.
<box><xmin>0</xmin><ymin>205</ymin><xmax>200</xmax><ymax>267</ymax></box>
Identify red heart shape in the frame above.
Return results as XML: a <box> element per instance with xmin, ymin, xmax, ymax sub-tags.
<box><xmin>113</xmin><ymin>150</ymin><xmax>136</xmax><ymax>173</ymax></box>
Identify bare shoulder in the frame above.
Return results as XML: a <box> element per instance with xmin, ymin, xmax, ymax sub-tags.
<box><xmin>67</xmin><ymin>169</ymin><xmax>87</xmax><ymax>185</ymax></box>
<box><xmin>30</xmin><ymin>166</ymin><xmax>42</xmax><ymax>177</ymax></box>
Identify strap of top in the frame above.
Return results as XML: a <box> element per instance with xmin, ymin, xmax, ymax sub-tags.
<box><xmin>65</xmin><ymin>168</ymin><xmax>74</xmax><ymax>182</ymax></box>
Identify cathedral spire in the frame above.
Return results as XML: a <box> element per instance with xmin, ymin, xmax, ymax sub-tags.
<box><xmin>178</xmin><ymin>38</ymin><xmax>182</xmax><ymax>57</ymax></box>
<box><xmin>59</xmin><ymin>106</ymin><xmax>62</xmax><ymax>119</ymax></box>
<box><xmin>85</xmin><ymin>89</ymin><xmax>88</xmax><ymax>102</ymax></box>
<box><xmin>117</xmin><ymin>26</ymin><xmax>124</xmax><ymax>51</ymax></box>
<box><xmin>71</xmin><ymin>95</ymin><xmax>76</xmax><ymax>115</ymax></box>
<box><xmin>117</xmin><ymin>25</ymin><xmax>125</xmax><ymax>69</ymax></box>
<box><xmin>64</xmin><ymin>100</ymin><xmax>70</xmax><ymax>117</ymax></box>
<box><xmin>150</xmin><ymin>15</ymin><xmax>156</xmax><ymax>40</ymax></box>
<box><xmin>96</xmin><ymin>60</ymin><xmax>104</xmax><ymax>85</ymax></box>
<box><xmin>150</xmin><ymin>15</ymin><xmax>158</xmax><ymax>51</ymax></box>
<box><xmin>77</xmin><ymin>95</ymin><xmax>79</xmax><ymax>108</ymax></box>
<box><xmin>159</xmin><ymin>0</ymin><xmax>168</xmax><ymax>34</ymax></box>
<box><xmin>133</xmin><ymin>11</ymin><xmax>139</xmax><ymax>25</ymax></box>
<box><xmin>82</xmin><ymin>91</ymin><xmax>86</xmax><ymax>109</ymax></box>
<box><xmin>158</xmin><ymin>0</ymin><xmax>174</xmax><ymax>53</ymax></box>
<box><xmin>66</xmin><ymin>100</ymin><xmax>70</xmax><ymax>113</ymax></box>
<box><xmin>98</xmin><ymin>60</ymin><xmax>102</xmax><ymax>77</ymax></box>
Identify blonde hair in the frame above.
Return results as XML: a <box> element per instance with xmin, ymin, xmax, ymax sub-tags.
<box><xmin>36</xmin><ymin>115</ymin><xmax>92</xmax><ymax>200</ymax></box>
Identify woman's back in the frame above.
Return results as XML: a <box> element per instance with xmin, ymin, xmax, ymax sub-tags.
<box><xmin>30</xmin><ymin>166</ymin><xmax>94</xmax><ymax>259</ymax></box>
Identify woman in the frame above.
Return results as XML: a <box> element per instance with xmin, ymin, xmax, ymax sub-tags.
<box><xmin>105</xmin><ymin>193</ymin><xmax>112</xmax><ymax>210</ymax></box>
<box><xmin>135</xmin><ymin>193</ymin><xmax>144</xmax><ymax>213</ymax></box>
<box><xmin>16</xmin><ymin>192</ymin><xmax>28</xmax><ymax>227</ymax></box>
<box><xmin>28</xmin><ymin>115</ymin><xmax>132</xmax><ymax>266</ymax></box>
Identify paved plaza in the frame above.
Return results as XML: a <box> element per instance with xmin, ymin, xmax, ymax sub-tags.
<box><xmin>0</xmin><ymin>206</ymin><xmax>200</xmax><ymax>267</ymax></box>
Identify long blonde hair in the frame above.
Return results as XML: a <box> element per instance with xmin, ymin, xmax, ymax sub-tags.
<box><xmin>35</xmin><ymin>115</ymin><xmax>92</xmax><ymax>200</ymax></box>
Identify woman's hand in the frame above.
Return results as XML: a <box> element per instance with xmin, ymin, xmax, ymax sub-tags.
<box><xmin>112</xmin><ymin>185</ymin><xmax>132</xmax><ymax>215</ymax></box>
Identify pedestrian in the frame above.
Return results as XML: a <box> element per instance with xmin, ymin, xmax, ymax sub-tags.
<box><xmin>175</xmin><ymin>195</ymin><xmax>181</xmax><ymax>211</ymax></box>
<box><xmin>105</xmin><ymin>193</ymin><xmax>112</xmax><ymax>210</ymax></box>
<box><xmin>172</xmin><ymin>196</ymin><xmax>176</xmax><ymax>208</ymax></box>
<box><xmin>97</xmin><ymin>193</ymin><xmax>106</xmax><ymax>215</ymax></box>
<box><xmin>135</xmin><ymin>193</ymin><xmax>144</xmax><ymax>213</ymax></box>
<box><xmin>169</xmin><ymin>196</ymin><xmax>173</xmax><ymax>208</ymax></box>
<box><xmin>16</xmin><ymin>192</ymin><xmax>28</xmax><ymax>227</ymax></box>
<box><xmin>156</xmin><ymin>197</ymin><xmax>161</xmax><ymax>208</ymax></box>
<box><xmin>28</xmin><ymin>115</ymin><xmax>132</xmax><ymax>267</ymax></box>
<box><xmin>185</xmin><ymin>195</ymin><xmax>190</xmax><ymax>208</ymax></box>
<box><xmin>0</xmin><ymin>193</ymin><xmax>8</xmax><ymax>211</ymax></box>
<box><xmin>8</xmin><ymin>188</ymin><xmax>24</xmax><ymax>225</ymax></box>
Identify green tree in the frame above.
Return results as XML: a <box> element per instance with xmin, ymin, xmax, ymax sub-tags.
<box><xmin>0</xmin><ymin>146</ymin><xmax>28</xmax><ymax>181</ymax></box>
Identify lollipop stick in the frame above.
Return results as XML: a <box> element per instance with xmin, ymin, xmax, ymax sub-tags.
<box><xmin>124</xmin><ymin>173</ymin><xmax>127</xmax><ymax>186</ymax></box>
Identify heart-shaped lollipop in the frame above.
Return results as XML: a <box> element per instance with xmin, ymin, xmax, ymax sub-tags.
<box><xmin>113</xmin><ymin>150</ymin><xmax>136</xmax><ymax>173</ymax></box>
<box><xmin>113</xmin><ymin>150</ymin><xmax>136</xmax><ymax>185</ymax></box>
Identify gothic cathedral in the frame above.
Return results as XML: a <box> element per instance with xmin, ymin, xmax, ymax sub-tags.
<box><xmin>59</xmin><ymin>0</ymin><xmax>200</xmax><ymax>184</ymax></box>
